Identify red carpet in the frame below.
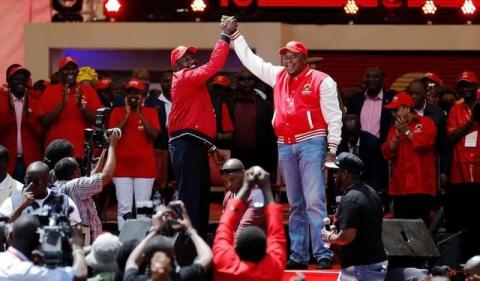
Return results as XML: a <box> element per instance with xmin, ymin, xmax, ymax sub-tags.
<box><xmin>283</xmin><ymin>269</ymin><xmax>340</xmax><ymax>281</ymax></box>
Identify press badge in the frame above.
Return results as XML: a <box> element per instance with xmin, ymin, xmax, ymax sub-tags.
<box><xmin>465</xmin><ymin>131</ymin><xmax>478</xmax><ymax>148</ymax></box>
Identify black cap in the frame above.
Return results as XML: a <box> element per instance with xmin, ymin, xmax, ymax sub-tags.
<box><xmin>325</xmin><ymin>152</ymin><xmax>364</xmax><ymax>174</ymax></box>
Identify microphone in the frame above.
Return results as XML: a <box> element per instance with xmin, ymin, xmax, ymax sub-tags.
<box><xmin>324</xmin><ymin>217</ymin><xmax>331</xmax><ymax>248</ymax></box>
<box><xmin>324</xmin><ymin>217</ymin><xmax>331</xmax><ymax>231</ymax></box>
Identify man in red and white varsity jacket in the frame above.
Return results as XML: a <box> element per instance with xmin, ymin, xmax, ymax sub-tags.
<box><xmin>228</xmin><ymin>20</ymin><xmax>342</xmax><ymax>269</ymax></box>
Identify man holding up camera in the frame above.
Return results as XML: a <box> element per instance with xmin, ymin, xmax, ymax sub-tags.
<box><xmin>38</xmin><ymin>57</ymin><xmax>102</xmax><ymax>159</ymax></box>
<box><xmin>213</xmin><ymin>166</ymin><xmax>286</xmax><ymax>281</ymax></box>
<box><xmin>0</xmin><ymin>215</ymin><xmax>87</xmax><ymax>281</ymax></box>
<box><xmin>52</xmin><ymin>131</ymin><xmax>120</xmax><ymax>241</ymax></box>
<box><xmin>124</xmin><ymin>201</ymin><xmax>212</xmax><ymax>281</ymax></box>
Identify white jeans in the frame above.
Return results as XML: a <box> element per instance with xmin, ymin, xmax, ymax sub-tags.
<box><xmin>113</xmin><ymin>177</ymin><xmax>154</xmax><ymax>230</ymax></box>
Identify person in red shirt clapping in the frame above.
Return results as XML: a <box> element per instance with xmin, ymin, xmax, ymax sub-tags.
<box><xmin>109</xmin><ymin>78</ymin><xmax>160</xmax><ymax>230</ymax></box>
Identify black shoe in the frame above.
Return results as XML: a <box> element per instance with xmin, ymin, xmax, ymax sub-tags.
<box><xmin>286</xmin><ymin>259</ymin><xmax>308</xmax><ymax>270</ymax></box>
<box><xmin>316</xmin><ymin>258</ymin><xmax>333</xmax><ymax>269</ymax></box>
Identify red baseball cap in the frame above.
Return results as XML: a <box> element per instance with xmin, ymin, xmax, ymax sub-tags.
<box><xmin>170</xmin><ymin>46</ymin><xmax>197</xmax><ymax>67</ymax></box>
<box><xmin>384</xmin><ymin>92</ymin><xmax>415</xmax><ymax>109</ymax></box>
<box><xmin>421</xmin><ymin>72</ymin><xmax>443</xmax><ymax>84</ymax></box>
<box><xmin>7</xmin><ymin>66</ymin><xmax>31</xmax><ymax>80</ymax></box>
<box><xmin>278</xmin><ymin>41</ymin><xmax>308</xmax><ymax>56</ymax></box>
<box><xmin>125</xmin><ymin>78</ymin><xmax>145</xmax><ymax>92</ymax></box>
<box><xmin>211</xmin><ymin>75</ymin><xmax>231</xmax><ymax>88</ymax></box>
<box><xmin>96</xmin><ymin>77</ymin><xmax>112</xmax><ymax>90</ymax></box>
<box><xmin>457</xmin><ymin>71</ymin><xmax>479</xmax><ymax>84</ymax></box>
<box><xmin>58</xmin><ymin>56</ymin><xmax>78</xmax><ymax>69</ymax></box>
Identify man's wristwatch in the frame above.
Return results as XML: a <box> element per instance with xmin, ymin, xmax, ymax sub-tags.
<box><xmin>404</xmin><ymin>130</ymin><xmax>412</xmax><ymax>137</ymax></box>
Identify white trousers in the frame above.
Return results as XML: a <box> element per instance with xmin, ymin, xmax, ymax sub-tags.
<box><xmin>113</xmin><ymin>177</ymin><xmax>154</xmax><ymax>231</ymax></box>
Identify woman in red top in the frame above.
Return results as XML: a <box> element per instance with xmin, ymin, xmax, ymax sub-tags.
<box><xmin>109</xmin><ymin>79</ymin><xmax>160</xmax><ymax>230</ymax></box>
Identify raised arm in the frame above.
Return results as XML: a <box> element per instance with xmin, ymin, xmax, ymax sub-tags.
<box><xmin>231</xmin><ymin>31</ymin><xmax>283</xmax><ymax>87</ymax></box>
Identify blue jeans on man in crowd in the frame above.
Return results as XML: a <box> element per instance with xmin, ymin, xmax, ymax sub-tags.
<box><xmin>338</xmin><ymin>260</ymin><xmax>388</xmax><ymax>281</ymax></box>
<box><xmin>278</xmin><ymin>136</ymin><xmax>333</xmax><ymax>264</ymax></box>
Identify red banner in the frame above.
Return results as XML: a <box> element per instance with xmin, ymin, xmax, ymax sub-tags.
<box><xmin>220</xmin><ymin>0</ymin><xmax>378</xmax><ymax>7</ymax></box>
<box><xmin>408</xmin><ymin>0</ymin><xmax>480</xmax><ymax>7</ymax></box>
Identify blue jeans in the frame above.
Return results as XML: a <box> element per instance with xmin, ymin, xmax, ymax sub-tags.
<box><xmin>279</xmin><ymin>136</ymin><xmax>333</xmax><ymax>263</ymax></box>
<box><xmin>338</xmin><ymin>260</ymin><xmax>388</xmax><ymax>281</ymax></box>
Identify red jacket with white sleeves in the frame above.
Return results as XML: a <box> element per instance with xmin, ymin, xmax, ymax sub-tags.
<box><xmin>168</xmin><ymin>36</ymin><xmax>230</xmax><ymax>144</ymax></box>
<box><xmin>382</xmin><ymin>114</ymin><xmax>438</xmax><ymax>196</ymax></box>
<box><xmin>232</xmin><ymin>35</ymin><xmax>342</xmax><ymax>152</ymax></box>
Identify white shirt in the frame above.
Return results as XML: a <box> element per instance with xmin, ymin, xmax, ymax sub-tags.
<box><xmin>12</xmin><ymin>94</ymin><xmax>24</xmax><ymax>155</ymax></box>
<box><xmin>159</xmin><ymin>93</ymin><xmax>172</xmax><ymax>126</ymax></box>
<box><xmin>0</xmin><ymin>247</ymin><xmax>74</xmax><ymax>281</ymax></box>
<box><xmin>0</xmin><ymin>188</ymin><xmax>82</xmax><ymax>225</ymax></box>
<box><xmin>415</xmin><ymin>100</ymin><xmax>427</xmax><ymax>116</ymax></box>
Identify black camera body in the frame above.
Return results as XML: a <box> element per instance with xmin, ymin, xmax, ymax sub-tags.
<box><xmin>31</xmin><ymin>195</ymin><xmax>73</xmax><ymax>268</ymax></box>
<box><xmin>93</xmin><ymin>107</ymin><xmax>112</xmax><ymax>149</ymax></box>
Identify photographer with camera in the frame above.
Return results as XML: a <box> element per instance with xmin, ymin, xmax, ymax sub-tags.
<box><xmin>0</xmin><ymin>161</ymin><xmax>81</xmax><ymax>225</ymax></box>
<box><xmin>0</xmin><ymin>214</ymin><xmax>87</xmax><ymax>280</ymax></box>
<box><xmin>124</xmin><ymin>201</ymin><xmax>212</xmax><ymax>281</ymax></box>
<box><xmin>213</xmin><ymin>166</ymin><xmax>286</xmax><ymax>281</ymax></box>
<box><xmin>108</xmin><ymin>78</ymin><xmax>160</xmax><ymax>230</ymax></box>
<box><xmin>52</xmin><ymin>130</ymin><xmax>120</xmax><ymax>241</ymax></box>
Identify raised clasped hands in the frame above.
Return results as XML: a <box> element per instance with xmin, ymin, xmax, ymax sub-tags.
<box><xmin>220</xmin><ymin>15</ymin><xmax>238</xmax><ymax>35</ymax></box>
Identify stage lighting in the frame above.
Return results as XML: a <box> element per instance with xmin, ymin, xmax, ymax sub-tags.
<box><xmin>104</xmin><ymin>0</ymin><xmax>123</xmax><ymax>21</ymax></box>
<box><xmin>422</xmin><ymin>0</ymin><xmax>437</xmax><ymax>15</ymax></box>
<box><xmin>462</xmin><ymin>0</ymin><xmax>476</xmax><ymax>15</ymax></box>
<box><xmin>191</xmin><ymin>0</ymin><xmax>207</xmax><ymax>12</ymax></box>
<box><xmin>344</xmin><ymin>0</ymin><xmax>359</xmax><ymax>15</ymax></box>
<box><xmin>51</xmin><ymin>0</ymin><xmax>83</xmax><ymax>22</ymax></box>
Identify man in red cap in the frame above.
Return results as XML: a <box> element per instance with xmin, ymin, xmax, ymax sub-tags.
<box><xmin>228</xmin><ymin>19</ymin><xmax>342</xmax><ymax>269</ymax></box>
<box><xmin>168</xmin><ymin>17</ymin><xmax>237</xmax><ymax>237</ymax></box>
<box><xmin>0</xmin><ymin>65</ymin><xmax>43</xmax><ymax>182</ymax></box>
<box><xmin>38</xmin><ymin>57</ymin><xmax>102</xmax><ymax>160</ymax></box>
<box><xmin>444</xmin><ymin>71</ymin><xmax>480</xmax><ymax>261</ymax></box>
<box><xmin>382</xmin><ymin>92</ymin><xmax>437</xmax><ymax>225</ymax></box>
<box><xmin>420</xmin><ymin>72</ymin><xmax>443</xmax><ymax>106</ymax></box>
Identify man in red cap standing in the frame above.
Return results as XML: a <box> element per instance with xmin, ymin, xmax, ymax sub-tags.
<box><xmin>208</xmin><ymin>74</ymin><xmax>234</xmax><ymax>149</ymax></box>
<box><xmin>382</xmin><ymin>92</ymin><xmax>437</xmax><ymax>225</ymax></box>
<box><xmin>168</xmin><ymin>17</ymin><xmax>237</xmax><ymax>237</ymax></box>
<box><xmin>38</xmin><ymin>57</ymin><xmax>102</xmax><ymax>160</ymax></box>
<box><xmin>228</xmin><ymin>19</ymin><xmax>342</xmax><ymax>269</ymax></box>
<box><xmin>0</xmin><ymin>66</ymin><xmax>43</xmax><ymax>182</ymax></box>
<box><xmin>444</xmin><ymin>71</ymin><xmax>480</xmax><ymax>261</ymax></box>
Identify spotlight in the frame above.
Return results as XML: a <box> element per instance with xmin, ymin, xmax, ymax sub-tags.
<box><xmin>51</xmin><ymin>0</ymin><xmax>83</xmax><ymax>22</ymax></box>
<box><xmin>103</xmin><ymin>0</ymin><xmax>123</xmax><ymax>21</ymax></box>
<box><xmin>422</xmin><ymin>0</ymin><xmax>437</xmax><ymax>15</ymax></box>
<box><xmin>462</xmin><ymin>0</ymin><xmax>476</xmax><ymax>15</ymax></box>
<box><xmin>191</xmin><ymin>0</ymin><xmax>207</xmax><ymax>12</ymax></box>
<box><xmin>344</xmin><ymin>0</ymin><xmax>359</xmax><ymax>15</ymax></box>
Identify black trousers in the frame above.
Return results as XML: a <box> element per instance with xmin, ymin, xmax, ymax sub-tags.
<box><xmin>169</xmin><ymin>136</ymin><xmax>211</xmax><ymax>238</ymax></box>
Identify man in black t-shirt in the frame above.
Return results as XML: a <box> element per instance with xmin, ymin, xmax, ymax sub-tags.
<box><xmin>324</xmin><ymin>152</ymin><xmax>388</xmax><ymax>281</ymax></box>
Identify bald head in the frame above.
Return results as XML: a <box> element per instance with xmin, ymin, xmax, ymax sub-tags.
<box><xmin>221</xmin><ymin>159</ymin><xmax>245</xmax><ymax>193</ymax></box>
<box><xmin>11</xmin><ymin>215</ymin><xmax>41</xmax><ymax>254</ymax></box>
<box><xmin>222</xmin><ymin>158</ymin><xmax>245</xmax><ymax>171</ymax></box>
<box><xmin>25</xmin><ymin>161</ymin><xmax>50</xmax><ymax>199</ymax></box>
<box><xmin>465</xmin><ymin>255</ymin><xmax>480</xmax><ymax>280</ymax></box>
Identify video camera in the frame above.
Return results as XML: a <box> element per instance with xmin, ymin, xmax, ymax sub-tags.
<box><xmin>31</xmin><ymin>195</ymin><xmax>73</xmax><ymax>268</ymax></box>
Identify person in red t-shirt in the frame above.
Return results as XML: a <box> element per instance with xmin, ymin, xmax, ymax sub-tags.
<box><xmin>38</xmin><ymin>57</ymin><xmax>102</xmax><ymax>159</ymax></box>
<box><xmin>109</xmin><ymin>78</ymin><xmax>160</xmax><ymax>230</ymax></box>
<box><xmin>213</xmin><ymin>166</ymin><xmax>286</xmax><ymax>281</ymax></box>
<box><xmin>382</xmin><ymin>92</ymin><xmax>437</xmax><ymax>226</ymax></box>
<box><xmin>444</xmin><ymin>71</ymin><xmax>480</xmax><ymax>262</ymax></box>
